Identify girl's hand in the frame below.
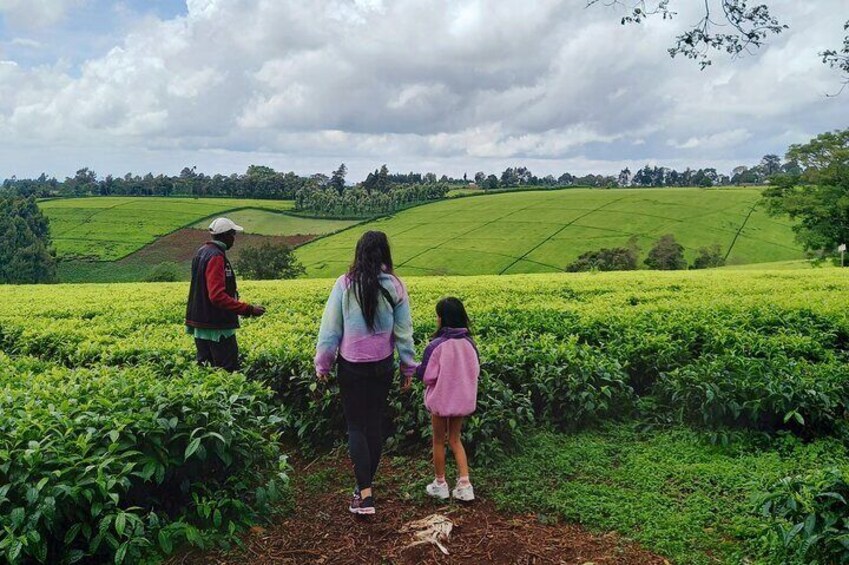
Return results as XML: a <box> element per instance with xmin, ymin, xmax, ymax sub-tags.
<box><xmin>402</xmin><ymin>375</ymin><xmax>412</xmax><ymax>391</ymax></box>
<box><xmin>316</xmin><ymin>371</ymin><xmax>329</xmax><ymax>383</ymax></box>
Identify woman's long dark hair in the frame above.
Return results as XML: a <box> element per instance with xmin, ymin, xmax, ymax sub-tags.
<box><xmin>435</xmin><ymin>297</ymin><xmax>470</xmax><ymax>334</ymax></box>
<box><xmin>348</xmin><ymin>231</ymin><xmax>394</xmax><ymax>331</ymax></box>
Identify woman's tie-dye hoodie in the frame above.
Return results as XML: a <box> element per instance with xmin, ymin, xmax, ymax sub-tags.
<box><xmin>315</xmin><ymin>272</ymin><xmax>416</xmax><ymax>377</ymax></box>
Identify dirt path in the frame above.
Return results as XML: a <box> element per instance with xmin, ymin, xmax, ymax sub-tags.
<box><xmin>169</xmin><ymin>452</ymin><xmax>669</xmax><ymax>565</ymax></box>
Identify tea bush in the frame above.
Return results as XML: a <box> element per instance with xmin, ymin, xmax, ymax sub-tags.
<box><xmin>2</xmin><ymin>271</ymin><xmax>849</xmax><ymax>447</ymax></box>
<box><xmin>756</xmin><ymin>467</ymin><xmax>849</xmax><ymax>563</ymax></box>
<box><xmin>2</xmin><ymin>270</ymin><xmax>849</xmax><ymax>561</ymax></box>
<box><xmin>0</xmin><ymin>355</ymin><xmax>289</xmax><ymax>564</ymax></box>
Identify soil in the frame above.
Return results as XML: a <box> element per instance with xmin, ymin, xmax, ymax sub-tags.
<box><xmin>117</xmin><ymin>229</ymin><xmax>316</xmax><ymax>266</ymax></box>
<box><xmin>166</xmin><ymin>452</ymin><xmax>670</xmax><ymax>565</ymax></box>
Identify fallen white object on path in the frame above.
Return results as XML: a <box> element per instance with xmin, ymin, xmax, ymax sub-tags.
<box><xmin>400</xmin><ymin>513</ymin><xmax>454</xmax><ymax>555</ymax></box>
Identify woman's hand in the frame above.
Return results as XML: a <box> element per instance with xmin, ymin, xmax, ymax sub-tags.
<box><xmin>402</xmin><ymin>375</ymin><xmax>412</xmax><ymax>391</ymax></box>
<box><xmin>316</xmin><ymin>371</ymin><xmax>329</xmax><ymax>383</ymax></box>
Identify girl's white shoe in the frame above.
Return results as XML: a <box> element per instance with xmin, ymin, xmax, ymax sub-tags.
<box><xmin>452</xmin><ymin>482</ymin><xmax>475</xmax><ymax>501</ymax></box>
<box><xmin>426</xmin><ymin>480</ymin><xmax>450</xmax><ymax>500</ymax></box>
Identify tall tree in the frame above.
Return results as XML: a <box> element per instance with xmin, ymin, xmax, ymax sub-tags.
<box><xmin>761</xmin><ymin>154</ymin><xmax>782</xmax><ymax>177</ymax></box>
<box><xmin>330</xmin><ymin>163</ymin><xmax>347</xmax><ymax>195</ymax></box>
<box><xmin>764</xmin><ymin>128</ymin><xmax>849</xmax><ymax>255</ymax></box>
<box><xmin>0</xmin><ymin>196</ymin><xmax>57</xmax><ymax>284</ymax></box>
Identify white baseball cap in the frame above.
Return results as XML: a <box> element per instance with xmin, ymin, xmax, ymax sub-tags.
<box><xmin>208</xmin><ymin>217</ymin><xmax>245</xmax><ymax>235</ymax></box>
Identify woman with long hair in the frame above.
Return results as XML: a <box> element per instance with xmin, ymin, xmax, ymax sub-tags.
<box><xmin>314</xmin><ymin>230</ymin><xmax>416</xmax><ymax>515</ymax></box>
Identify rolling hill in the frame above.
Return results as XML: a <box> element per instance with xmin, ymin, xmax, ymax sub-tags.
<box><xmin>295</xmin><ymin>187</ymin><xmax>804</xmax><ymax>277</ymax></box>
<box><xmin>40</xmin><ymin>197</ymin><xmax>297</xmax><ymax>260</ymax></box>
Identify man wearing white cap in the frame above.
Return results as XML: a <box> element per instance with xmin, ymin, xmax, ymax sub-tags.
<box><xmin>185</xmin><ymin>217</ymin><xmax>266</xmax><ymax>372</ymax></box>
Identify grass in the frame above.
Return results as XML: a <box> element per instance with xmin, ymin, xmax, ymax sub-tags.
<box><xmin>41</xmin><ymin>197</ymin><xmax>294</xmax><ymax>260</ymax></box>
<box><xmin>295</xmin><ymin>187</ymin><xmax>804</xmax><ymax>278</ymax></box>
<box><xmin>481</xmin><ymin>426</ymin><xmax>848</xmax><ymax>565</ymax></box>
<box><xmin>190</xmin><ymin>209</ymin><xmax>358</xmax><ymax>237</ymax></box>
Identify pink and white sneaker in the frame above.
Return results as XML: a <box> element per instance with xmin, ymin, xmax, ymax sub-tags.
<box><xmin>426</xmin><ymin>479</ymin><xmax>450</xmax><ymax>500</ymax></box>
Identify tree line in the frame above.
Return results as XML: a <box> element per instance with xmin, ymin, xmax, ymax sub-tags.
<box><xmin>2</xmin><ymin>153</ymin><xmax>794</xmax><ymax>204</ymax></box>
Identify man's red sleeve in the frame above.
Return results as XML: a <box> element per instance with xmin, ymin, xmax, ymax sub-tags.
<box><xmin>206</xmin><ymin>255</ymin><xmax>252</xmax><ymax>315</ymax></box>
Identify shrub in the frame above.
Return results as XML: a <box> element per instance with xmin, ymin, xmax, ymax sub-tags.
<box><xmin>691</xmin><ymin>244</ymin><xmax>726</xmax><ymax>269</ymax></box>
<box><xmin>567</xmin><ymin>247</ymin><xmax>638</xmax><ymax>272</ymax></box>
<box><xmin>654</xmin><ymin>355</ymin><xmax>849</xmax><ymax>434</ymax></box>
<box><xmin>756</xmin><ymin>467</ymin><xmax>849</xmax><ymax>564</ymax></box>
<box><xmin>0</xmin><ymin>357</ymin><xmax>289</xmax><ymax>564</ymax></box>
<box><xmin>645</xmin><ymin>234</ymin><xmax>687</xmax><ymax>270</ymax></box>
<box><xmin>236</xmin><ymin>242</ymin><xmax>306</xmax><ymax>280</ymax></box>
<box><xmin>144</xmin><ymin>262</ymin><xmax>181</xmax><ymax>282</ymax></box>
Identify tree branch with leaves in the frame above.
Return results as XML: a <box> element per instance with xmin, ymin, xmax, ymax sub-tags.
<box><xmin>588</xmin><ymin>1</ymin><xmax>847</xmax><ymax>86</ymax></box>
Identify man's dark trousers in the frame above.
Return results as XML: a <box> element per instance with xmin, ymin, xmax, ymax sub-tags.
<box><xmin>195</xmin><ymin>335</ymin><xmax>239</xmax><ymax>372</ymax></box>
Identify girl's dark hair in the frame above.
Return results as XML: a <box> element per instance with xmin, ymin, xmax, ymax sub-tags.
<box><xmin>436</xmin><ymin>297</ymin><xmax>470</xmax><ymax>332</ymax></box>
<box><xmin>348</xmin><ymin>231</ymin><xmax>394</xmax><ymax>331</ymax></box>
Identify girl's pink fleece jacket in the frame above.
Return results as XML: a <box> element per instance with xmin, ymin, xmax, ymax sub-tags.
<box><xmin>415</xmin><ymin>327</ymin><xmax>480</xmax><ymax>417</ymax></box>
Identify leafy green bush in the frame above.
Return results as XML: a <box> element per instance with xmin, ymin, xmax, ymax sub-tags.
<box><xmin>655</xmin><ymin>355</ymin><xmax>849</xmax><ymax>434</ymax></box>
<box><xmin>566</xmin><ymin>246</ymin><xmax>638</xmax><ymax>272</ymax></box>
<box><xmin>645</xmin><ymin>234</ymin><xmax>687</xmax><ymax>270</ymax></box>
<box><xmin>0</xmin><ymin>357</ymin><xmax>289</xmax><ymax>564</ymax></box>
<box><xmin>691</xmin><ymin>244</ymin><xmax>726</xmax><ymax>269</ymax></box>
<box><xmin>756</xmin><ymin>467</ymin><xmax>849</xmax><ymax>564</ymax></box>
<box><xmin>236</xmin><ymin>242</ymin><xmax>306</xmax><ymax>280</ymax></box>
<box><xmin>144</xmin><ymin>262</ymin><xmax>182</xmax><ymax>282</ymax></box>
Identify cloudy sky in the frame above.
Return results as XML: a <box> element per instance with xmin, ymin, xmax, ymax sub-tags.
<box><xmin>0</xmin><ymin>0</ymin><xmax>845</xmax><ymax>182</ymax></box>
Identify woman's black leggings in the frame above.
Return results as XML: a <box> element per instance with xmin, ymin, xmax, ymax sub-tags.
<box><xmin>337</xmin><ymin>355</ymin><xmax>394</xmax><ymax>491</ymax></box>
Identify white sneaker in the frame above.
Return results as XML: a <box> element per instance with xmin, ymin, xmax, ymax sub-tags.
<box><xmin>426</xmin><ymin>480</ymin><xmax>450</xmax><ymax>500</ymax></box>
<box><xmin>452</xmin><ymin>482</ymin><xmax>475</xmax><ymax>502</ymax></box>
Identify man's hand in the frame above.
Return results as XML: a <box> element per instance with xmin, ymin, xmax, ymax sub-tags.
<box><xmin>402</xmin><ymin>375</ymin><xmax>412</xmax><ymax>391</ymax></box>
<box><xmin>316</xmin><ymin>371</ymin><xmax>329</xmax><ymax>383</ymax></box>
<box><xmin>251</xmin><ymin>305</ymin><xmax>266</xmax><ymax>317</ymax></box>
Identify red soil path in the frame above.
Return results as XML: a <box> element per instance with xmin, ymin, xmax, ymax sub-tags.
<box><xmin>168</xmin><ymin>453</ymin><xmax>669</xmax><ymax>565</ymax></box>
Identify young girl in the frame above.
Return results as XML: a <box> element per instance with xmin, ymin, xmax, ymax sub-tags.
<box><xmin>415</xmin><ymin>297</ymin><xmax>480</xmax><ymax>502</ymax></box>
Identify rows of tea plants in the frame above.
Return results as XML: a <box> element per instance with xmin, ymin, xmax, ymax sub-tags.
<box><xmin>2</xmin><ymin>270</ymin><xmax>849</xmax><ymax>562</ymax></box>
<box><xmin>0</xmin><ymin>355</ymin><xmax>288</xmax><ymax>563</ymax></box>
<box><xmin>2</xmin><ymin>271</ymin><xmax>848</xmax><ymax>450</ymax></box>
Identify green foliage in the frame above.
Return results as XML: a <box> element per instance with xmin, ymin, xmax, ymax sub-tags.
<box><xmin>297</xmin><ymin>187</ymin><xmax>801</xmax><ymax>278</ymax></box>
<box><xmin>294</xmin><ymin>182</ymin><xmax>449</xmax><ymax>218</ymax></box>
<box><xmin>236</xmin><ymin>242</ymin><xmax>306</xmax><ymax>280</ymax></box>
<box><xmin>763</xmin><ymin>128</ymin><xmax>849</xmax><ymax>255</ymax></box>
<box><xmin>691</xmin><ymin>243</ymin><xmax>726</xmax><ymax>269</ymax></box>
<box><xmin>566</xmin><ymin>243</ymin><xmax>638</xmax><ymax>272</ymax></box>
<box><xmin>0</xmin><ymin>356</ymin><xmax>289</xmax><ymax>564</ymax></box>
<box><xmin>0</xmin><ymin>196</ymin><xmax>57</xmax><ymax>284</ymax></box>
<box><xmin>756</xmin><ymin>467</ymin><xmax>849</xmax><ymax>564</ymax></box>
<box><xmin>3</xmin><ymin>270</ymin><xmax>849</xmax><ymax>452</ymax></box>
<box><xmin>645</xmin><ymin>234</ymin><xmax>687</xmax><ymax>270</ymax></box>
<box><xmin>39</xmin><ymin>197</ymin><xmax>294</xmax><ymax>261</ymax></box>
<box><xmin>482</xmin><ymin>427</ymin><xmax>849</xmax><ymax>565</ymax></box>
<box><xmin>144</xmin><ymin>262</ymin><xmax>181</xmax><ymax>282</ymax></box>
<box><xmin>3</xmin><ymin>270</ymin><xmax>849</xmax><ymax>562</ymax></box>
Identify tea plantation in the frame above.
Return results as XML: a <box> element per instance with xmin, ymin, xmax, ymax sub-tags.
<box><xmin>295</xmin><ymin>187</ymin><xmax>804</xmax><ymax>277</ymax></box>
<box><xmin>1</xmin><ymin>270</ymin><xmax>848</xmax><ymax>563</ymax></box>
<box><xmin>40</xmin><ymin>197</ymin><xmax>295</xmax><ymax>261</ymax></box>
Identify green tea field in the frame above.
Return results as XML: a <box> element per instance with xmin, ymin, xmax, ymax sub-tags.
<box><xmin>189</xmin><ymin>208</ymin><xmax>357</xmax><ymax>237</ymax></box>
<box><xmin>2</xmin><ymin>270</ymin><xmax>848</xmax><ymax>564</ymax></box>
<box><xmin>296</xmin><ymin>187</ymin><xmax>804</xmax><ymax>277</ymax></box>
<box><xmin>41</xmin><ymin>197</ymin><xmax>295</xmax><ymax>261</ymax></box>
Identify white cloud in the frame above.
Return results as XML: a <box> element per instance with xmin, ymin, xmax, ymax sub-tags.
<box><xmin>670</xmin><ymin>128</ymin><xmax>753</xmax><ymax>150</ymax></box>
<box><xmin>0</xmin><ymin>0</ymin><xmax>846</xmax><ymax>180</ymax></box>
<box><xmin>0</xmin><ymin>0</ymin><xmax>83</xmax><ymax>28</ymax></box>
<box><xmin>9</xmin><ymin>38</ymin><xmax>43</xmax><ymax>48</ymax></box>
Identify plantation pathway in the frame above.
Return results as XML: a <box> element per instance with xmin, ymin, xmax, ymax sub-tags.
<box><xmin>169</xmin><ymin>452</ymin><xmax>669</xmax><ymax>565</ymax></box>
